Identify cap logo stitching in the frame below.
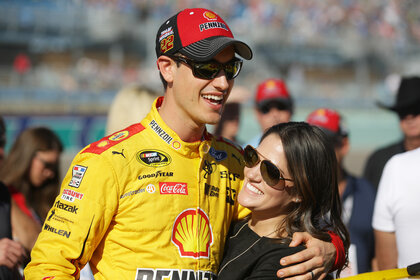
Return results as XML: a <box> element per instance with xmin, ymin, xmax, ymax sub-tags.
<box><xmin>199</xmin><ymin>21</ymin><xmax>228</xmax><ymax>32</ymax></box>
<box><xmin>203</xmin><ymin>11</ymin><xmax>217</xmax><ymax>20</ymax></box>
<box><xmin>159</xmin><ymin>27</ymin><xmax>175</xmax><ymax>54</ymax></box>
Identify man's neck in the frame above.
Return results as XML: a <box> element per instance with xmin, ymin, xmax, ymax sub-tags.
<box><xmin>158</xmin><ymin>96</ymin><xmax>205</xmax><ymax>143</ymax></box>
<box><xmin>404</xmin><ymin>136</ymin><xmax>420</xmax><ymax>151</ymax></box>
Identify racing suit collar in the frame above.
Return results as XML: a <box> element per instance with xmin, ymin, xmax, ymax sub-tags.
<box><xmin>142</xmin><ymin>97</ymin><xmax>213</xmax><ymax>158</ymax></box>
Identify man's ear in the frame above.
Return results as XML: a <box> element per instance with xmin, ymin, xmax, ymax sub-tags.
<box><xmin>157</xmin><ymin>56</ymin><xmax>175</xmax><ymax>84</ymax></box>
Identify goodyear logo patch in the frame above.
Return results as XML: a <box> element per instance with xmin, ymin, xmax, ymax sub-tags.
<box><xmin>136</xmin><ymin>150</ymin><xmax>171</xmax><ymax>167</ymax></box>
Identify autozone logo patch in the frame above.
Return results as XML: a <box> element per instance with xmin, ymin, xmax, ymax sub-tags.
<box><xmin>61</xmin><ymin>189</ymin><xmax>84</xmax><ymax>202</ymax></box>
<box><xmin>54</xmin><ymin>200</ymin><xmax>78</xmax><ymax>214</ymax></box>
<box><xmin>136</xmin><ymin>150</ymin><xmax>171</xmax><ymax>167</ymax></box>
<box><xmin>69</xmin><ymin>165</ymin><xmax>87</xmax><ymax>188</ymax></box>
<box><xmin>159</xmin><ymin>182</ymin><xmax>188</xmax><ymax>195</ymax></box>
<box><xmin>172</xmin><ymin>208</ymin><xmax>213</xmax><ymax>259</ymax></box>
<box><xmin>135</xmin><ymin>268</ymin><xmax>216</xmax><ymax>280</ymax></box>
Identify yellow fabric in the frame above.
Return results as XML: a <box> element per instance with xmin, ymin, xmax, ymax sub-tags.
<box><xmin>25</xmin><ymin>97</ymin><xmax>249</xmax><ymax>280</ymax></box>
<box><xmin>340</xmin><ymin>268</ymin><xmax>420</xmax><ymax>280</ymax></box>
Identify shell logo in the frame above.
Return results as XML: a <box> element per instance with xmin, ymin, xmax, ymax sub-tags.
<box><xmin>172</xmin><ymin>141</ymin><xmax>181</xmax><ymax>150</ymax></box>
<box><xmin>172</xmin><ymin>208</ymin><xmax>213</xmax><ymax>259</ymax></box>
<box><xmin>97</xmin><ymin>140</ymin><xmax>109</xmax><ymax>148</ymax></box>
<box><xmin>203</xmin><ymin>11</ymin><xmax>217</xmax><ymax>21</ymax></box>
<box><xmin>265</xmin><ymin>80</ymin><xmax>276</xmax><ymax>89</ymax></box>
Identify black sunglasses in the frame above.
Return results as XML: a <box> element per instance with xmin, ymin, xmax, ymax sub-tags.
<box><xmin>169</xmin><ymin>55</ymin><xmax>243</xmax><ymax>80</ymax></box>
<box><xmin>36</xmin><ymin>154</ymin><xmax>58</xmax><ymax>172</ymax></box>
<box><xmin>243</xmin><ymin>145</ymin><xmax>293</xmax><ymax>189</ymax></box>
<box><xmin>259</xmin><ymin>101</ymin><xmax>291</xmax><ymax>114</ymax></box>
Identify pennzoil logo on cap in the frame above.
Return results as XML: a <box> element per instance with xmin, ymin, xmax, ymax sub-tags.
<box><xmin>172</xmin><ymin>208</ymin><xmax>213</xmax><ymax>258</ymax></box>
<box><xmin>136</xmin><ymin>150</ymin><xmax>171</xmax><ymax>167</ymax></box>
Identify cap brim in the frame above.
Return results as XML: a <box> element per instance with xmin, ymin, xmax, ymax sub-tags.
<box><xmin>376</xmin><ymin>100</ymin><xmax>396</xmax><ymax>112</ymax></box>
<box><xmin>180</xmin><ymin>36</ymin><xmax>253</xmax><ymax>61</ymax></box>
<box><xmin>257</xmin><ymin>98</ymin><xmax>292</xmax><ymax>109</ymax></box>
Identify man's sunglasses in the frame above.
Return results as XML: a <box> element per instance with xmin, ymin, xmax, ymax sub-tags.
<box><xmin>243</xmin><ymin>145</ymin><xmax>293</xmax><ymax>189</ymax></box>
<box><xmin>259</xmin><ymin>101</ymin><xmax>291</xmax><ymax>114</ymax></box>
<box><xmin>169</xmin><ymin>55</ymin><xmax>243</xmax><ymax>80</ymax></box>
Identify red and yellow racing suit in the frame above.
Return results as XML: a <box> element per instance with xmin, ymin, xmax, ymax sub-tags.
<box><xmin>25</xmin><ymin>97</ymin><xmax>249</xmax><ymax>280</ymax></box>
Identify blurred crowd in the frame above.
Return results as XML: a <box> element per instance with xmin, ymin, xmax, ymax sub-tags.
<box><xmin>1</xmin><ymin>0</ymin><xmax>420</xmax><ymax>98</ymax></box>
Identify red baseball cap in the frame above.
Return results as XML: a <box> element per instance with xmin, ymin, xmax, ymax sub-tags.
<box><xmin>306</xmin><ymin>108</ymin><xmax>347</xmax><ymax>137</ymax></box>
<box><xmin>155</xmin><ymin>8</ymin><xmax>252</xmax><ymax>61</ymax></box>
<box><xmin>255</xmin><ymin>78</ymin><xmax>293</xmax><ymax>109</ymax></box>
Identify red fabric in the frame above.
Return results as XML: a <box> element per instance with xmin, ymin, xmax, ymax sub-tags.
<box><xmin>328</xmin><ymin>230</ymin><xmax>346</xmax><ymax>271</ymax></box>
<box><xmin>255</xmin><ymin>78</ymin><xmax>290</xmax><ymax>103</ymax></box>
<box><xmin>177</xmin><ymin>8</ymin><xmax>233</xmax><ymax>46</ymax></box>
<box><xmin>9</xmin><ymin>186</ymin><xmax>34</xmax><ymax>219</ymax></box>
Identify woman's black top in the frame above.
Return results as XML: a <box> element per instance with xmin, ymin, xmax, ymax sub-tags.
<box><xmin>218</xmin><ymin>220</ymin><xmax>305</xmax><ymax>280</ymax></box>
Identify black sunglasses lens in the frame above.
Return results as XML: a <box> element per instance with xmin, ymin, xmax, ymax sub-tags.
<box><xmin>193</xmin><ymin>59</ymin><xmax>242</xmax><ymax>80</ymax></box>
<box><xmin>260</xmin><ymin>102</ymin><xmax>289</xmax><ymax>114</ymax></box>
<box><xmin>244</xmin><ymin>146</ymin><xmax>259</xmax><ymax>168</ymax></box>
<box><xmin>194</xmin><ymin>62</ymin><xmax>219</xmax><ymax>79</ymax></box>
<box><xmin>224</xmin><ymin>60</ymin><xmax>242</xmax><ymax>80</ymax></box>
<box><xmin>261</xmin><ymin>160</ymin><xmax>281</xmax><ymax>187</ymax></box>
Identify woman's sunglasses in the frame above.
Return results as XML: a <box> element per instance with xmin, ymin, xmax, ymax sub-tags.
<box><xmin>243</xmin><ymin>145</ymin><xmax>293</xmax><ymax>189</ymax></box>
<box><xmin>169</xmin><ymin>55</ymin><xmax>243</xmax><ymax>80</ymax></box>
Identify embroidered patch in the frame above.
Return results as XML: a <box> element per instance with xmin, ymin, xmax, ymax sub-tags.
<box><xmin>69</xmin><ymin>165</ymin><xmax>87</xmax><ymax>188</ymax></box>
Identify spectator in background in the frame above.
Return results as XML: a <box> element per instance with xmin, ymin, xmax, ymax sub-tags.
<box><xmin>373</xmin><ymin>147</ymin><xmax>420</xmax><ymax>269</ymax></box>
<box><xmin>213</xmin><ymin>86</ymin><xmax>250</xmax><ymax>146</ymax></box>
<box><xmin>307</xmin><ymin>108</ymin><xmax>376</xmax><ymax>276</ymax></box>
<box><xmin>0</xmin><ymin>127</ymin><xmax>63</xmax><ymax>256</ymax></box>
<box><xmin>363</xmin><ymin>76</ymin><xmax>420</xmax><ymax>190</ymax></box>
<box><xmin>0</xmin><ymin>116</ymin><xmax>27</xmax><ymax>280</ymax></box>
<box><xmin>246</xmin><ymin>78</ymin><xmax>294</xmax><ymax>147</ymax></box>
<box><xmin>106</xmin><ymin>84</ymin><xmax>160</xmax><ymax>135</ymax></box>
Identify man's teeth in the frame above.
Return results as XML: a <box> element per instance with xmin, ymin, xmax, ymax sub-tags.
<box><xmin>246</xmin><ymin>183</ymin><xmax>263</xmax><ymax>195</ymax></box>
<box><xmin>202</xmin><ymin>94</ymin><xmax>223</xmax><ymax>101</ymax></box>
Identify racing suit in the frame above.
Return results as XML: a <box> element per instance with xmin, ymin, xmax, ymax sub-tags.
<box><xmin>25</xmin><ymin>97</ymin><xmax>249</xmax><ymax>280</ymax></box>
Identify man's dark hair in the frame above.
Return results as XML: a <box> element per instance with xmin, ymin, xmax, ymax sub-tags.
<box><xmin>159</xmin><ymin>55</ymin><xmax>182</xmax><ymax>90</ymax></box>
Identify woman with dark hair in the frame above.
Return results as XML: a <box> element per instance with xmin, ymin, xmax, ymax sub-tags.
<box><xmin>0</xmin><ymin>126</ymin><xmax>63</xmax><ymax>253</ymax></box>
<box><xmin>218</xmin><ymin>122</ymin><xmax>350</xmax><ymax>279</ymax></box>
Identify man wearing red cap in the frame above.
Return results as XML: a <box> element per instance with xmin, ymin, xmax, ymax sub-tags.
<box><xmin>25</xmin><ymin>9</ymin><xmax>343</xmax><ymax>279</ymax></box>
<box><xmin>247</xmin><ymin>78</ymin><xmax>294</xmax><ymax>147</ymax></box>
<box><xmin>307</xmin><ymin>108</ymin><xmax>376</xmax><ymax>276</ymax></box>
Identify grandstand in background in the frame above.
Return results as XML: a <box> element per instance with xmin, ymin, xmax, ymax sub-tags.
<box><xmin>0</xmin><ymin>0</ymin><xmax>417</xmax><ymax>174</ymax></box>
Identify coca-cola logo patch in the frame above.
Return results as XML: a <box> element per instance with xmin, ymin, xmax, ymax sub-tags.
<box><xmin>159</xmin><ymin>182</ymin><xmax>188</xmax><ymax>195</ymax></box>
<box><xmin>136</xmin><ymin>150</ymin><xmax>171</xmax><ymax>167</ymax></box>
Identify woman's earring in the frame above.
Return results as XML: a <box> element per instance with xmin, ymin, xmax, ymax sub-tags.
<box><xmin>295</xmin><ymin>198</ymin><xmax>300</xmax><ymax>203</ymax></box>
